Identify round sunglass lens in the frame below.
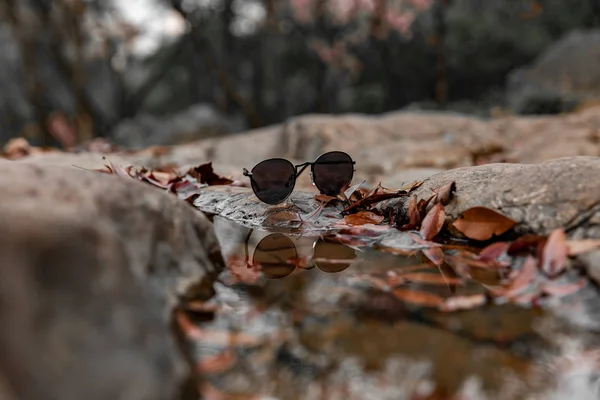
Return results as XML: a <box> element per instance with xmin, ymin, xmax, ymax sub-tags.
<box><xmin>253</xmin><ymin>233</ymin><xmax>297</xmax><ymax>279</ymax></box>
<box><xmin>313</xmin><ymin>238</ymin><xmax>356</xmax><ymax>273</ymax></box>
<box><xmin>312</xmin><ymin>151</ymin><xmax>354</xmax><ymax>196</ymax></box>
<box><xmin>250</xmin><ymin>159</ymin><xmax>296</xmax><ymax>204</ymax></box>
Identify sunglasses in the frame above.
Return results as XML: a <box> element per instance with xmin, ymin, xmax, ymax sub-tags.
<box><xmin>243</xmin><ymin>151</ymin><xmax>356</xmax><ymax>205</ymax></box>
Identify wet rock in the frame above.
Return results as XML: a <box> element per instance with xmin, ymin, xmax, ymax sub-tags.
<box><xmin>378</xmin><ymin>156</ymin><xmax>600</xmax><ymax>238</ymax></box>
<box><xmin>0</xmin><ymin>161</ymin><xmax>224</xmax><ymax>399</ymax></box>
<box><xmin>507</xmin><ymin>29</ymin><xmax>600</xmax><ymax>114</ymax></box>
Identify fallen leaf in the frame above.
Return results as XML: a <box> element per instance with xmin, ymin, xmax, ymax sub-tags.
<box><xmin>452</xmin><ymin>207</ymin><xmax>517</xmax><ymax>241</ymax></box>
<box><xmin>433</xmin><ymin>181</ymin><xmax>456</xmax><ymax>205</ymax></box>
<box><xmin>343</xmin><ymin>181</ymin><xmax>367</xmax><ymax>201</ymax></box>
<box><xmin>478</xmin><ymin>242</ymin><xmax>510</xmax><ymax>261</ymax></box>
<box><xmin>392</xmin><ymin>288</ymin><xmax>444</xmax><ymax>307</ymax></box>
<box><xmin>342</xmin><ymin>211</ymin><xmax>384</xmax><ymax>226</ymax></box>
<box><xmin>420</xmin><ymin>202</ymin><xmax>445</xmax><ymax>241</ymax></box>
<box><xmin>400</xmin><ymin>272</ymin><xmax>462</xmax><ymax>286</ymax></box>
<box><xmin>342</xmin><ymin>184</ymin><xmax>407</xmax><ymax>214</ymax></box>
<box><xmin>398</xmin><ymin>180</ymin><xmax>424</xmax><ymax>193</ymax></box>
<box><xmin>497</xmin><ymin>255</ymin><xmax>538</xmax><ymax>298</ymax></box>
<box><xmin>422</xmin><ymin>246</ymin><xmax>445</xmax><ymax>266</ymax></box>
<box><xmin>507</xmin><ymin>235</ymin><xmax>547</xmax><ymax>255</ymax></box>
<box><xmin>566</xmin><ymin>239</ymin><xmax>600</xmax><ymax>256</ymax></box>
<box><xmin>338</xmin><ymin>224</ymin><xmax>391</xmax><ymax>236</ymax></box>
<box><xmin>439</xmin><ymin>294</ymin><xmax>486</xmax><ymax>312</ymax></box>
<box><xmin>541</xmin><ymin>229</ymin><xmax>568</xmax><ymax>277</ymax></box>
<box><xmin>417</xmin><ymin>194</ymin><xmax>436</xmax><ymax>222</ymax></box>
<box><xmin>196</xmin><ymin>349</ymin><xmax>237</xmax><ymax>374</ymax></box>
<box><xmin>398</xmin><ymin>195</ymin><xmax>420</xmax><ymax>230</ymax></box>
<box><xmin>315</xmin><ymin>194</ymin><xmax>340</xmax><ymax>207</ymax></box>
<box><xmin>408</xmin><ymin>232</ymin><xmax>443</xmax><ymax>248</ymax></box>
<box><xmin>542</xmin><ymin>279</ymin><xmax>587</xmax><ymax>297</ymax></box>
<box><xmin>186</xmin><ymin>162</ymin><xmax>234</xmax><ymax>185</ymax></box>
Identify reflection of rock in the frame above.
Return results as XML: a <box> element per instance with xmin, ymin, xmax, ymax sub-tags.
<box><xmin>507</xmin><ymin>30</ymin><xmax>600</xmax><ymax>114</ymax></box>
<box><xmin>0</xmin><ymin>161</ymin><xmax>224</xmax><ymax>399</ymax></box>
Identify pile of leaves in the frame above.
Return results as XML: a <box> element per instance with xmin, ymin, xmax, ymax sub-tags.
<box><xmin>92</xmin><ymin>160</ymin><xmax>248</xmax><ymax>201</ymax></box>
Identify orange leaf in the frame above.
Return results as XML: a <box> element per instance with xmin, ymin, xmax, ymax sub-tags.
<box><xmin>566</xmin><ymin>239</ymin><xmax>600</xmax><ymax>256</ymax></box>
<box><xmin>343</xmin><ymin>211</ymin><xmax>384</xmax><ymax>226</ymax></box>
<box><xmin>541</xmin><ymin>229</ymin><xmax>568</xmax><ymax>277</ymax></box>
<box><xmin>420</xmin><ymin>202</ymin><xmax>445</xmax><ymax>241</ymax></box>
<box><xmin>315</xmin><ymin>194</ymin><xmax>339</xmax><ymax>206</ymax></box>
<box><xmin>392</xmin><ymin>288</ymin><xmax>444</xmax><ymax>307</ymax></box>
<box><xmin>452</xmin><ymin>207</ymin><xmax>516</xmax><ymax>241</ymax></box>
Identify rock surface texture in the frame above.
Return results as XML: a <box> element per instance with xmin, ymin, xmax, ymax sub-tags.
<box><xmin>0</xmin><ymin>161</ymin><xmax>224</xmax><ymax>400</ymax></box>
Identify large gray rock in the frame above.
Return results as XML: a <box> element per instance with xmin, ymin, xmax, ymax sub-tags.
<box><xmin>507</xmin><ymin>29</ymin><xmax>600</xmax><ymax>114</ymax></box>
<box><xmin>0</xmin><ymin>160</ymin><xmax>224</xmax><ymax>399</ymax></box>
<box><xmin>379</xmin><ymin>156</ymin><xmax>600</xmax><ymax>238</ymax></box>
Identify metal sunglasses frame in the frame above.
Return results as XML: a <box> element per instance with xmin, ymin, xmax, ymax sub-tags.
<box><xmin>242</xmin><ymin>151</ymin><xmax>356</xmax><ymax>204</ymax></box>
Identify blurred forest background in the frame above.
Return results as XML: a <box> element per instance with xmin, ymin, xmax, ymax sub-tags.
<box><xmin>1</xmin><ymin>0</ymin><xmax>600</xmax><ymax>149</ymax></box>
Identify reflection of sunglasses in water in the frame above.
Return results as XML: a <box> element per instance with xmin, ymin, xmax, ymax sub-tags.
<box><xmin>242</xmin><ymin>230</ymin><xmax>357</xmax><ymax>279</ymax></box>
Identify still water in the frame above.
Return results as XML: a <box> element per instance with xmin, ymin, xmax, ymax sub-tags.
<box><xmin>176</xmin><ymin>216</ymin><xmax>600</xmax><ymax>400</ymax></box>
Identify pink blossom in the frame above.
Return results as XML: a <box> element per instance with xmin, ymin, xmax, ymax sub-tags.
<box><xmin>386</xmin><ymin>9</ymin><xmax>415</xmax><ymax>36</ymax></box>
<box><xmin>290</xmin><ymin>0</ymin><xmax>315</xmax><ymax>23</ymax></box>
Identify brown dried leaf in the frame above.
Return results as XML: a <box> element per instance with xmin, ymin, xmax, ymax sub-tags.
<box><xmin>342</xmin><ymin>191</ymin><xmax>407</xmax><ymax>214</ymax></box>
<box><xmin>398</xmin><ymin>180</ymin><xmax>424</xmax><ymax>193</ymax></box>
<box><xmin>186</xmin><ymin>162</ymin><xmax>234</xmax><ymax>185</ymax></box>
<box><xmin>566</xmin><ymin>239</ymin><xmax>600</xmax><ymax>256</ymax></box>
<box><xmin>507</xmin><ymin>235</ymin><xmax>547</xmax><ymax>255</ymax></box>
<box><xmin>433</xmin><ymin>181</ymin><xmax>456</xmax><ymax>205</ymax></box>
<box><xmin>541</xmin><ymin>229</ymin><xmax>568</xmax><ymax>277</ymax></box>
<box><xmin>439</xmin><ymin>294</ymin><xmax>486</xmax><ymax>312</ymax></box>
<box><xmin>420</xmin><ymin>202</ymin><xmax>445</xmax><ymax>241</ymax></box>
<box><xmin>452</xmin><ymin>207</ymin><xmax>517</xmax><ymax>241</ymax></box>
<box><xmin>478</xmin><ymin>242</ymin><xmax>510</xmax><ymax>261</ymax></box>
<box><xmin>500</xmin><ymin>255</ymin><xmax>538</xmax><ymax>298</ymax></box>
<box><xmin>315</xmin><ymin>194</ymin><xmax>340</xmax><ymax>207</ymax></box>
<box><xmin>392</xmin><ymin>288</ymin><xmax>444</xmax><ymax>307</ymax></box>
<box><xmin>343</xmin><ymin>211</ymin><xmax>384</xmax><ymax>226</ymax></box>
<box><xmin>398</xmin><ymin>195</ymin><xmax>420</xmax><ymax>230</ymax></box>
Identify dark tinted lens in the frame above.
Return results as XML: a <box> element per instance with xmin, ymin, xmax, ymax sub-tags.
<box><xmin>313</xmin><ymin>238</ymin><xmax>356</xmax><ymax>273</ymax></box>
<box><xmin>253</xmin><ymin>233</ymin><xmax>297</xmax><ymax>279</ymax></box>
<box><xmin>250</xmin><ymin>159</ymin><xmax>296</xmax><ymax>204</ymax></box>
<box><xmin>312</xmin><ymin>151</ymin><xmax>354</xmax><ymax>196</ymax></box>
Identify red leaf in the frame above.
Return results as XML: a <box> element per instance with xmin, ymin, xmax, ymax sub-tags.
<box><xmin>452</xmin><ymin>207</ymin><xmax>517</xmax><ymax>241</ymax></box>
<box><xmin>392</xmin><ymin>288</ymin><xmax>444</xmax><ymax>307</ymax></box>
<box><xmin>342</xmin><ymin>191</ymin><xmax>407</xmax><ymax>214</ymax></box>
<box><xmin>478</xmin><ymin>242</ymin><xmax>510</xmax><ymax>261</ymax></box>
<box><xmin>342</xmin><ymin>211</ymin><xmax>384</xmax><ymax>226</ymax></box>
<box><xmin>433</xmin><ymin>181</ymin><xmax>456</xmax><ymax>206</ymax></box>
<box><xmin>542</xmin><ymin>279</ymin><xmax>587</xmax><ymax>297</ymax></box>
<box><xmin>541</xmin><ymin>229</ymin><xmax>568</xmax><ymax>277</ymax></box>
<box><xmin>420</xmin><ymin>202</ymin><xmax>445</xmax><ymax>241</ymax></box>
<box><xmin>439</xmin><ymin>294</ymin><xmax>486</xmax><ymax>312</ymax></box>
<box><xmin>507</xmin><ymin>235</ymin><xmax>547</xmax><ymax>254</ymax></box>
